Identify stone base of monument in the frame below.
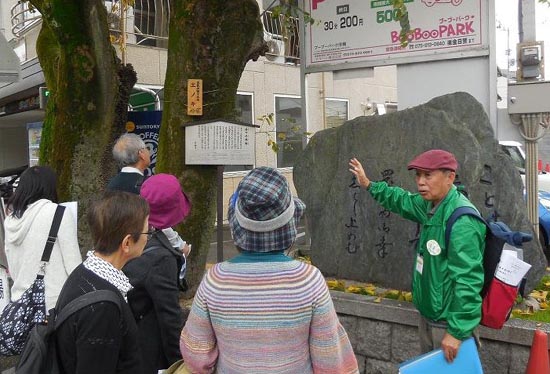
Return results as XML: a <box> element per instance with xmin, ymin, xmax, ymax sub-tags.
<box><xmin>332</xmin><ymin>291</ymin><xmax>537</xmax><ymax>373</ymax></box>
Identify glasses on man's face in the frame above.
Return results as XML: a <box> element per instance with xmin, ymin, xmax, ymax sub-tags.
<box><xmin>136</xmin><ymin>229</ymin><xmax>155</xmax><ymax>240</ymax></box>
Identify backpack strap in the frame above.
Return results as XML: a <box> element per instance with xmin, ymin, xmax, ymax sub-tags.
<box><xmin>142</xmin><ymin>245</ymin><xmax>158</xmax><ymax>256</ymax></box>
<box><xmin>445</xmin><ymin>206</ymin><xmax>487</xmax><ymax>248</ymax></box>
<box><xmin>54</xmin><ymin>290</ymin><xmax>122</xmax><ymax>329</ymax></box>
<box><xmin>40</xmin><ymin>205</ymin><xmax>66</xmax><ymax>263</ymax></box>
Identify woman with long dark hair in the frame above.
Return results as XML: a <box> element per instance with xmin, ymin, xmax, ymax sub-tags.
<box><xmin>4</xmin><ymin>166</ymin><xmax>82</xmax><ymax>311</ymax></box>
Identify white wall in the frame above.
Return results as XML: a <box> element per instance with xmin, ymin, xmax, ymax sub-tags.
<box><xmin>496</xmin><ymin>107</ymin><xmax>523</xmax><ymax>142</ymax></box>
<box><xmin>397</xmin><ymin>57</ymin><xmax>491</xmax><ymax>116</ymax></box>
<box><xmin>306</xmin><ymin>66</ymin><xmax>398</xmax><ymax>135</ymax></box>
<box><xmin>0</xmin><ymin>0</ymin><xmax>16</xmax><ymax>39</ymax></box>
<box><xmin>121</xmin><ymin>44</ymin><xmax>167</xmax><ymax>85</ymax></box>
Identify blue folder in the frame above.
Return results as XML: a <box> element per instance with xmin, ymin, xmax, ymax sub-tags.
<box><xmin>399</xmin><ymin>337</ymin><xmax>483</xmax><ymax>374</ymax></box>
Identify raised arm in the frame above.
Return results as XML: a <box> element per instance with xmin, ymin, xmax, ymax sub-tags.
<box><xmin>349</xmin><ymin>158</ymin><xmax>371</xmax><ymax>189</ymax></box>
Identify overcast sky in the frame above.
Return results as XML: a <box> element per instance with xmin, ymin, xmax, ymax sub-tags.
<box><xmin>495</xmin><ymin>0</ymin><xmax>550</xmax><ymax>77</ymax></box>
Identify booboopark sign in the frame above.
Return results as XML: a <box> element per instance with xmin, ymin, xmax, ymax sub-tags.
<box><xmin>304</xmin><ymin>0</ymin><xmax>489</xmax><ymax>71</ymax></box>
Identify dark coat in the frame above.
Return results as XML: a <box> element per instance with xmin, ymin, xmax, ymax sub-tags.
<box><xmin>55</xmin><ymin>264</ymin><xmax>143</xmax><ymax>374</ymax></box>
<box><xmin>107</xmin><ymin>172</ymin><xmax>145</xmax><ymax>194</ymax></box>
<box><xmin>122</xmin><ymin>231</ymin><xmax>184</xmax><ymax>374</ymax></box>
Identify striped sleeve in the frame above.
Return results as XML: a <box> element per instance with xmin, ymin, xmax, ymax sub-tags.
<box><xmin>309</xmin><ymin>269</ymin><xmax>359</xmax><ymax>374</ymax></box>
<box><xmin>180</xmin><ymin>277</ymin><xmax>218</xmax><ymax>374</ymax></box>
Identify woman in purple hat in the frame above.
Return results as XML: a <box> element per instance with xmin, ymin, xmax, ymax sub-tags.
<box><xmin>122</xmin><ymin>173</ymin><xmax>191</xmax><ymax>374</ymax></box>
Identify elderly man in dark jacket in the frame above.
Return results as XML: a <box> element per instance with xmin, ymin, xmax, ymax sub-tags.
<box><xmin>107</xmin><ymin>133</ymin><xmax>151</xmax><ymax>194</ymax></box>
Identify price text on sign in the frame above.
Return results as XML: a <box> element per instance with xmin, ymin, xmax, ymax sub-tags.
<box><xmin>187</xmin><ymin>79</ymin><xmax>203</xmax><ymax>116</ymax></box>
<box><xmin>306</xmin><ymin>0</ymin><xmax>487</xmax><ymax>69</ymax></box>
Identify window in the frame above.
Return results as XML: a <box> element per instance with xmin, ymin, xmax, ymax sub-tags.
<box><xmin>224</xmin><ymin>93</ymin><xmax>255</xmax><ymax>173</ymax></box>
<box><xmin>275</xmin><ymin>96</ymin><xmax>304</xmax><ymax>168</ymax></box>
<box><xmin>325</xmin><ymin>99</ymin><xmax>348</xmax><ymax>128</ymax></box>
<box><xmin>235</xmin><ymin>93</ymin><xmax>253</xmax><ymax>125</ymax></box>
<box><xmin>261</xmin><ymin>0</ymin><xmax>301</xmax><ymax>63</ymax></box>
<box><xmin>134</xmin><ymin>0</ymin><xmax>156</xmax><ymax>46</ymax></box>
<box><xmin>11</xmin><ymin>1</ymin><xmax>41</xmax><ymax>37</ymax></box>
<box><xmin>131</xmin><ymin>0</ymin><xmax>169</xmax><ymax>47</ymax></box>
<box><xmin>262</xmin><ymin>0</ymin><xmax>299</xmax><ymax>11</ymax></box>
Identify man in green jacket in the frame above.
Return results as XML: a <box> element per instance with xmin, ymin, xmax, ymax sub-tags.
<box><xmin>349</xmin><ymin>149</ymin><xmax>485</xmax><ymax>363</ymax></box>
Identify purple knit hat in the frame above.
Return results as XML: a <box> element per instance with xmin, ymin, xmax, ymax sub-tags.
<box><xmin>140</xmin><ymin>174</ymin><xmax>191</xmax><ymax>229</ymax></box>
<box><xmin>228</xmin><ymin>167</ymin><xmax>305</xmax><ymax>252</ymax></box>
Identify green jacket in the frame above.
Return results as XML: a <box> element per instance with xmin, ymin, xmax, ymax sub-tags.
<box><xmin>368</xmin><ymin>182</ymin><xmax>486</xmax><ymax>340</ymax></box>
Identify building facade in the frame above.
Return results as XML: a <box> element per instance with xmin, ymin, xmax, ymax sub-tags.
<box><xmin>0</xmin><ymin>0</ymin><xmax>397</xmax><ymax>216</ymax></box>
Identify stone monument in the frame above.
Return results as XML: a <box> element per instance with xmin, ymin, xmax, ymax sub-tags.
<box><xmin>294</xmin><ymin>92</ymin><xmax>546</xmax><ymax>292</ymax></box>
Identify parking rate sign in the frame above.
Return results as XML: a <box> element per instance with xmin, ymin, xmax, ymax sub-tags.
<box><xmin>305</xmin><ymin>0</ymin><xmax>489</xmax><ymax>71</ymax></box>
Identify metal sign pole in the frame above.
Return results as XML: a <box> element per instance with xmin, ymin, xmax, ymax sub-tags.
<box><xmin>182</xmin><ymin>120</ymin><xmax>259</xmax><ymax>263</ymax></box>
<box><xmin>217</xmin><ymin>165</ymin><xmax>224</xmax><ymax>262</ymax></box>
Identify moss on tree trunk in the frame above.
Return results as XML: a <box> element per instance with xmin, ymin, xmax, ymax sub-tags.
<box><xmin>30</xmin><ymin>0</ymin><xmax>134</xmax><ymax>252</ymax></box>
<box><xmin>160</xmin><ymin>0</ymin><xmax>266</xmax><ymax>295</ymax></box>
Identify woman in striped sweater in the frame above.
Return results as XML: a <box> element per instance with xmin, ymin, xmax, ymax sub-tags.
<box><xmin>180</xmin><ymin>167</ymin><xmax>358</xmax><ymax>374</ymax></box>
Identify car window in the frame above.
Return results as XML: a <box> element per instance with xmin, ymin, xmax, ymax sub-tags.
<box><xmin>501</xmin><ymin>145</ymin><xmax>526</xmax><ymax>170</ymax></box>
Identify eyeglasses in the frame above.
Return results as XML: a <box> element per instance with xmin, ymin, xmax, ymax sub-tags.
<box><xmin>135</xmin><ymin>230</ymin><xmax>155</xmax><ymax>240</ymax></box>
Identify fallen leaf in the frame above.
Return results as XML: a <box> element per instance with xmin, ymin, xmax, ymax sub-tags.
<box><xmin>326</xmin><ymin>279</ymin><xmax>346</xmax><ymax>291</ymax></box>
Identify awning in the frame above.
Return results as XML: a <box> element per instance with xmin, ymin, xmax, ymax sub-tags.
<box><xmin>130</xmin><ymin>84</ymin><xmax>163</xmax><ymax>111</ymax></box>
<box><xmin>0</xmin><ymin>34</ymin><xmax>20</xmax><ymax>83</ymax></box>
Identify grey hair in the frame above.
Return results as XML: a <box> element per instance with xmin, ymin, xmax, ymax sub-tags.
<box><xmin>112</xmin><ymin>133</ymin><xmax>146</xmax><ymax>167</ymax></box>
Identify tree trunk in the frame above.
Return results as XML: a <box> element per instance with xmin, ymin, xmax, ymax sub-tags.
<box><xmin>159</xmin><ymin>0</ymin><xmax>266</xmax><ymax>296</ymax></box>
<box><xmin>29</xmin><ymin>0</ymin><xmax>135</xmax><ymax>252</ymax></box>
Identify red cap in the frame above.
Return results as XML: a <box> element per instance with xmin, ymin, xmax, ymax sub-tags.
<box><xmin>407</xmin><ymin>149</ymin><xmax>458</xmax><ymax>172</ymax></box>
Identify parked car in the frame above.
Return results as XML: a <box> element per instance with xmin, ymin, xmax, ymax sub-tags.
<box><xmin>537</xmin><ymin>190</ymin><xmax>550</xmax><ymax>261</ymax></box>
<box><xmin>499</xmin><ymin>140</ymin><xmax>550</xmax><ymax>191</ymax></box>
<box><xmin>500</xmin><ymin>141</ymin><xmax>550</xmax><ymax>260</ymax></box>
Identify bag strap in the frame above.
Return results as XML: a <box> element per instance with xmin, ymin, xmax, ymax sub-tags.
<box><xmin>445</xmin><ymin>206</ymin><xmax>487</xmax><ymax>248</ymax></box>
<box><xmin>40</xmin><ymin>205</ymin><xmax>66</xmax><ymax>263</ymax></box>
<box><xmin>54</xmin><ymin>289</ymin><xmax>122</xmax><ymax>329</ymax></box>
<box><xmin>142</xmin><ymin>243</ymin><xmax>160</xmax><ymax>256</ymax></box>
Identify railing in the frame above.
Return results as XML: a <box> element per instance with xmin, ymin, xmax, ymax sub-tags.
<box><xmin>11</xmin><ymin>0</ymin><xmax>170</xmax><ymax>48</ymax></box>
<box><xmin>10</xmin><ymin>2</ymin><xmax>41</xmax><ymax>37</ymax></box>
<box><xmin>261</xmin><ymin>10</ymin><xmax>300</xmax><ymax>64</ymax></box>
<box><xmin>11</xmin><ymin>2</ymin><xmax>300</xmax><ymax>63</ymax></box>
<box><xmin>107</xmin><ymin>0</ymin><xmax>170</xmax><ymax>48</ymax></box>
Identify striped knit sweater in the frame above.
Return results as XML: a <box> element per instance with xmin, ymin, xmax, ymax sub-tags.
<box><xmin>180</xmin><ymin>252</ymin><xmax>358</xmax><ymax>374</ymax></box>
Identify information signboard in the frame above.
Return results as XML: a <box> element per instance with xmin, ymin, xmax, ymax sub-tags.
<box><xmin>305</xmin><ymin>0</ymin><xmax>488</xmax><ymax>71</ymax></box>
<box><xmin>184</xmin><ymin>120</ymin><xmax>258</xmax><ymax>165</ymax></box>
<box><xmin>187</xmin><ymin>79</ymin><xmax>203</xmax><ymax>116</ymax></box>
